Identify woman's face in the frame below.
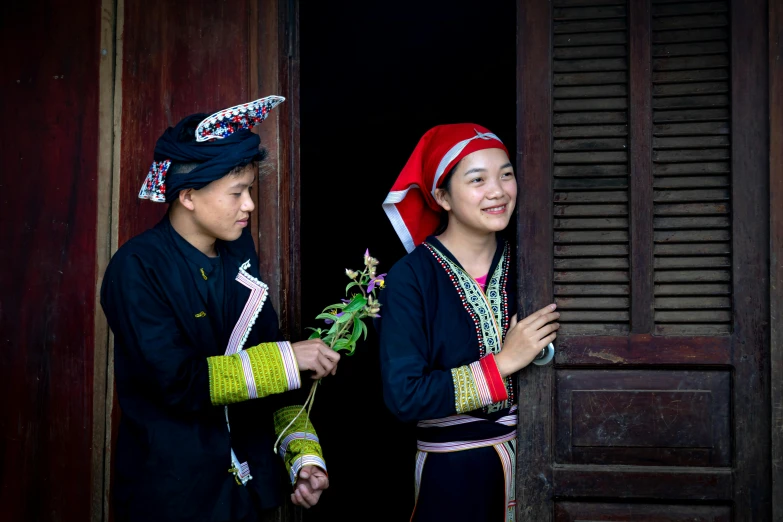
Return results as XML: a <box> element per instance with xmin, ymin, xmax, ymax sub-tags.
<box><xmin>434</xmin><ymin>148</ymin><xmax>517</xmax><ymax>236</ymax></box>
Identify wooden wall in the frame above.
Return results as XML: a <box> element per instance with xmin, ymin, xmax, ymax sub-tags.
<box><xmin>0</xmin><ymin>1</ymin><xmax>102</xmax><ymax>520</ymax></box>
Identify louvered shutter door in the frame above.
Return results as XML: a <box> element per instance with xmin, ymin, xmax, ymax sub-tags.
<box><xmin>517</xmin><ymin>0</ymin><xmax>770</xmax><ymax>520</ymax></box>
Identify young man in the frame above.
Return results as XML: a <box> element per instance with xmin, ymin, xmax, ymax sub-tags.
<box><xmin>101</xmin><ymin>97</ymin><xmax>338</xmax><ymax>522</ymax></box>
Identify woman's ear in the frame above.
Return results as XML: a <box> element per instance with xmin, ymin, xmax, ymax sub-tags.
<box><xmin>179</xmin><ymin>189</ymin><xmax>196</xmax><ymax>211</ymax></box>
<box><xmin>433</xmin><ymin>188</ymin><xmax>452</xmax><ymax>212</ymax></box>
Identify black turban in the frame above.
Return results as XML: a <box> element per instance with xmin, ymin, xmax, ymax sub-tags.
<box><xmin>153</xmin><ymin>113</ymin><xmax>264</xmax><ymax>203</ymax></box>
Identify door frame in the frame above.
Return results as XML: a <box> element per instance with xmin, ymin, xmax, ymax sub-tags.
<box><xmin>769</xmin><ymin>0</ymin><xmax>783</xmax><ymax>519</ymax></box>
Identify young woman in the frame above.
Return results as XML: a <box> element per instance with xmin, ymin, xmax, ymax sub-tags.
<box><xmin>378</xmin><ymin>124</ymin><xmax>559</xmax><ymax>521</ymax></box>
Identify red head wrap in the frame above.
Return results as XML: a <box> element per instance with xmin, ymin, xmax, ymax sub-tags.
<box><xmin>382</xmin><ymin>123</ymin><xmax>508</xmax><ymax>252</ymax></box>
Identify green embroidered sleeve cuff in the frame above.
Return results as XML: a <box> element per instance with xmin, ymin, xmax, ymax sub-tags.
<box><xmin>450</xmin><ymin>354</ymin><xmax>509</xmax><ymax>414</ymax></box>
<box><xmin>274</xmin><ymin>405</ymin><xmax>327</xmax><ymax>485</ymax></box>
<box><xmin>207</xmin><ymin>342</ymin><xmax>301</xmax><ymax>405</ymax></box>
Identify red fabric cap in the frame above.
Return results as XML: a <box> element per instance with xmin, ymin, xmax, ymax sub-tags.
<box><xmin>383</xmin><ymin>124</ymin><xmax>508</xmax><ymax>252</ymax></box>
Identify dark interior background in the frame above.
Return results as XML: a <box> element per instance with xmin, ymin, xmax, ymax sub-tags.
<box><xmin>300</xmin><ymin>2</ymin><xmax>516</xmax><ymax>519</ymax></box>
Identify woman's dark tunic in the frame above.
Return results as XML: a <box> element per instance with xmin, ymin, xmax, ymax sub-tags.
<box><xmin>378</xmin><ymin>237</ymin><xmax>518</xmax><ymax>522</ymax></box>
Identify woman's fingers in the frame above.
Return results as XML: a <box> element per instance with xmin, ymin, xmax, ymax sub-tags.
<box><xmin>539</xmin><ymin>332</ymin><xmax>557</xmax><ymax>349</ymax></box>
<box><xmin>526</xmin><ymin>311</ymin><xmax>561</xmax><ymax>333</ymax></box>
<box><xmin>519</xmin><ymin>304</ymin><xmax>557</xmax><ymax>327</ymax></box>
<box><xmin>536</xmin><ymin>322</ymin><xmax>560</xmax><ymax>340</ymax></box>
<box><xmin>509</xmin><ymin>313</ymin><xmax>519</xmax><ymax>330</ymax></box>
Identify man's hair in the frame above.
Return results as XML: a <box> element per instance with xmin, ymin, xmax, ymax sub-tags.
<box><xmin>167</xmin><ymin>151</ymin><xmax>267</xmax><ymax>179</ymax></box>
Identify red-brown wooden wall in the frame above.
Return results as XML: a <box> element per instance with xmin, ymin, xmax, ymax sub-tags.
<box><xmin>0</xmin><ymin>1</ymin><xmax>102</xmax><ymax>520</ymax></box>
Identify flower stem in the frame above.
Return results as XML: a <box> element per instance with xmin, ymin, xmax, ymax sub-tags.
<box><xmin>273</xmin><ymin>314</ymin><xmax>356</xmax><ymax>454</ymax></box>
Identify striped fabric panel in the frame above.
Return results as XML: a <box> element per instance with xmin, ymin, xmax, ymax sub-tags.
<box><xmin>414</xmin><ymin>451</ymin><xmax>428</xmax><ymax>505</ymax></box>
<box><xmin>238</xmin><ymin>350</ymin><xmax>258</xmax><ymax>399</ymax></box>
<box><xmin>417</xmin><ymin>414</ymin><xmax>485</xmax><ymax>428</ymax></box>
<box><xmin>468</xmin><ymin>360</ymin><xmax>493</xmax><ymax>405</ymax></box>
<box><xmin>416</xmin><ymin>430</ymin><xmax>517</xmax><ymax>453</ymax></box>
<box><xmin>418</xmin><ymin>405</ymin><xmax>518</xmax><ymax>429</ymax></box>
<box><xmin>494</xmin><ymin>439</ymin><xmax>517</xmax><ymax>521</ymax></box>
<box><xmin>279</xmin><ymin>431</ymin><xmax>320</xmax><ymax>458</ymax></box>
<box><xmin>238</xmin><ymin>461</ymin><xmax>252</xmax><ymax>481</ymax></box>
<box><xmin>277</xmin><ymin>341</ymin><xmax>301</xmax><ymax>391</ymax></box>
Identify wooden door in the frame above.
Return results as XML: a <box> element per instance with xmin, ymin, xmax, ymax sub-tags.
<box><xmin>516</xmin><ymin>0</ymin><xmax>771</xmax><ymax>520</ymax></box>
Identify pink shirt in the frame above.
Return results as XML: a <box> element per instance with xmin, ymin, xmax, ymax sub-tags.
<box><xmin>475</xmin><ymin>274</ymin><xmax>488</xmax><ymax>291</ymax></box>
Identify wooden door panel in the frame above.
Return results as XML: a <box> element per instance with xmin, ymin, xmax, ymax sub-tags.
<box><xmin>517</xmin><ymin>0</ymin><xmax>770</xmax><ymax>519</ymax></box>
<box><xmin>555</xmin><ymin>502</ymin><xmax>731</xmax><ymax>522</ymax></box>
<box><xmin>556</xmin><ymin>370</ymin><xmax>731</xmax><ymax>467</ymax></box>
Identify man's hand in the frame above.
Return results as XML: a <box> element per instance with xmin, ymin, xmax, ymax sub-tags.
<box><xmin>291</xmin><ymin>465</ymin><xmax>329</xmax><ymax>509</ymax></box>
<box><xmin>291</xmin><ymin>340</ymin><xmax>340</xmax><ymax>379</ymax></box>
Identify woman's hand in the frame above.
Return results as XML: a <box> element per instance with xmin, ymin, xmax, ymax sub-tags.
<box><xmin>494</xmin><ymin>304</ymin><xmax>559</xmax><ymax>377</ymax></box>
<box><xmin>291</xmin><ymin>340</ymin><xmax>340</xmax><ymax>379</ymax></box>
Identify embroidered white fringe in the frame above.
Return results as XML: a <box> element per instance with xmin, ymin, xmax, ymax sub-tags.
<box><xmin>224</xmin><ymin>261</ymin><xmax>269</xmax><ymax>486</ymax></box>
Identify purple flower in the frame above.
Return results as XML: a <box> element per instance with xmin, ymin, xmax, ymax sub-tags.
<box><xmin>325</xmin><ymin>310</ymin><xmax>344</xmax><ymax>325</ymax></box>
<box><xmin>367</xmin><ymin>273</ymin><xmax>387</xmax><ymax>293</ymax></box>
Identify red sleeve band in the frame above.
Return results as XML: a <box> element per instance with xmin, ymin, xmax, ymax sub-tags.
<box><xmin>479</xmin><ymin>354</ymin><xmax>509</xmax><ymax>404</ymax></box>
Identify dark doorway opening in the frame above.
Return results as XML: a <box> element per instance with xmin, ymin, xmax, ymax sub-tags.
<box><xmin>300</xmin><ymin>2</ymin><xmax>516</xmax><ymax>519</ymax></box>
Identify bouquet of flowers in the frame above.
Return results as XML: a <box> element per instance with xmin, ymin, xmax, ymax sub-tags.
<box><xmin>306</xmin><ymin>249</ymin><xmax>384</xmax><ymax>352</ymax></box>
<box><xmin>273</xmin><ymin>249</ymin><xmax>384</xmax><ymax>452</ymax></box>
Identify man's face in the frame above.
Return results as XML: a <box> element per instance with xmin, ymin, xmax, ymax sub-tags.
<box><xmin>188</xmin><ymin>163</ymin><xmax>256</xmax><ymax>242</ymax></box>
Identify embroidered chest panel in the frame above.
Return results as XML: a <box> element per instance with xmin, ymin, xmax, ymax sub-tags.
<box><xmin>424</xmin><ymin>243</ymin><xmax>514</xmax><ymax>409</ymax></box>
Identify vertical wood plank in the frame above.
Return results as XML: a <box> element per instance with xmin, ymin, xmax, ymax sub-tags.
<box><xmin>253</xmin><ymin>0</ymin><xmax>301</xmax><ymax>340</ymax></box>
<box><xmin>283</xmin><ymin>0</ymin><xmax>302</xmax><ymax>340</ymax></box>
<box><xmin>517</xmin><ymin>0</ymin><xmax>554</xmax><ymax>520</ymax></box>
<box><xmin>629</xmin><ymin>0</ymin><xmax>654</xmax><ymax>334</ymax></box>
<box><xmin>92</xmin><ymin>0</ymin><xmax>118</xmax><ymax>519</ymax></box>
<box><xmin>105</xmin><ymin>0</ymin><xmax>125</xmax><ymax>518</ymax></box>
<box><xmin>255</xmin><ymin>0</ymin><xmax>284</xmax><ymax>321</ymax></box>
<box><xmin>0</xmin><ymin>1</ymin><xmax>102</xmax><ymax>520</ymax></box>
<box><xmin>769</xmin><ymin>0</ymin><xmax>783</xmax><ymax>518</ymax></box>
<box><xmin>731</xmin><ymin>0</ymin><xmax>772</xmax><ymax>519</ymax></box>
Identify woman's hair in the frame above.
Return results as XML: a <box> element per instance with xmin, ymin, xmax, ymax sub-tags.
<box><xmin>433</xmin><ymin>160</ymin><xmax>461</xmax><ymax>236</ymax></box>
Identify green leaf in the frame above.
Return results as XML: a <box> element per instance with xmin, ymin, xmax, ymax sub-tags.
<box><xmin>345</xmin><ymin>281</ymin><xmax>361</xmax><ymax>294</ymax></box>
<box><xmin>349</xmin><ymin>317</ymin><xmax>362</xmax><ymax>346</ymax></box>
<box><xmin>315</xmin><ymin>313</ymin><xmax>338</xmax><ymax>322</ymax></box>
<box><xmin>332</xmin><ymin>339</ymin><xmax>351</xmax><ymax>352</ymax></box>
<box><xmin>336</xmin><ymin>311</ymin><xmax>354</xmax><ymax>324</ymax></box>
<box><xmin>322</xmin><ymin>303</ymin><xmax>346</xmax><ymax>313</ymax></box>
<box><xmin>308</xmin><ymin>330</ymin><xmax>322</xmax><ymax>340</ymax></box>
<box><xmin>343</xmin><ymin>295</ymin><xmax>368</xmax><ymax>313</ymax></box>
<box><xmin>359</xmin><ymin>320</ymin><xmax>368</xmax><ymax>340</ymax></box>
